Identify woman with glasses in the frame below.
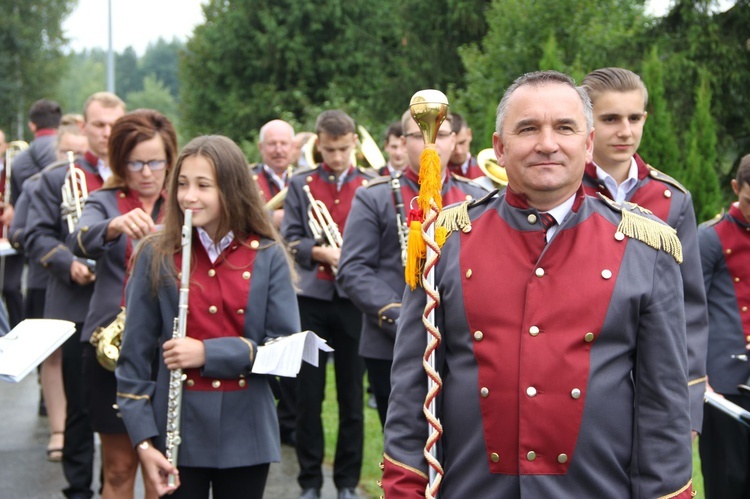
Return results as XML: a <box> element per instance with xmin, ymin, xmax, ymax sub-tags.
<box><xmin>68</xmin><ymin>109</ymin><xmax>177</xmax><ymax>499</ymax></box>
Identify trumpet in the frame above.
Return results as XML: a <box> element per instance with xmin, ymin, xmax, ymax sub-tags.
<box><xmin>302</xmin><ymin>184</ymin><xmax>342</xmax><ymax>275</ymax></box>
<box><xmin>477</xmin><ymin>148</ymin><xmax>508</xmax><ymax>188</ymax></box>
<box><xmin>301</xmin><ymin>125</ymin><xmax>386</xmax><ymax>174</ymax></box>
<box><xmin>61</xmin><ymin>151</ymin><xmax>88</xmax><ymax>233</ymax></box>
<box><xmin>90</xmin><ymin>307</ymin><xmax>126</xmax><ymax>371</ymax></box>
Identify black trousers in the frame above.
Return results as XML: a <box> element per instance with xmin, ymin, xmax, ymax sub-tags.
<box><xmin>2</xmin><ymin>254</ymin><xmax>24</xmax><ymax>327</ymax></box>
<box><xmin>699</xmin><ymin>394</ymin><xmax>750</xmax><ymax>499</ymax></box>
<box><xmin>364</xmin><ymin>357</ymin><xmax>392</xmax><ymax>429</ymax></box>
<box><xmin>24</xmin><ymin>287</ymin><xmax>46</xmax><ymax>320</ymax></box>
<box><xmin>296</xmin><ymin>295</ymin><xmax>364</xmax><ymax>490</ymax></box>
<box><xmin>61</xmin><ymin>325</ymin><xmax>95</xmax><ymax>498</ymax></box>
<box><xmin>171</xmin><ymin>464</ymin><xmax>270</xmax><ymax>499</ymax></box>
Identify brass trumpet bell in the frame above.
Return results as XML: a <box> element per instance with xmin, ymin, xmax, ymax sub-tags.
<box><xmin>477</xmin><ymin>148</ymin><xmax>508</xmax><ymax>187</ymax></box>
<box><xmin>409</xmin><ymin>90</ymin><xmax>449</xmax><ymax>145</ymax></box>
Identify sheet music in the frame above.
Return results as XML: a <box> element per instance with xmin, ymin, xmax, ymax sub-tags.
<box><xmin>0</xmin><ymin>239</ymin><xmax>17</xmax><ymax>257</ymax></box>
<box><xmin>0</xmin><ymin>319</ymin><xmax>77</xmax><ymax>383</ymax></box>
<box><xmin>252</xmin><ymin>330</ymin><xmax>333</xmax><ymax>377</ymax></box>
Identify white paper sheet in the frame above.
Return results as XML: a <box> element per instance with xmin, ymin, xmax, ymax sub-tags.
<box><xmin>0</xmin><ymin>319</ymin><xmax>76</xmax><ymax>382</ymax></box>
<box><xmin>251</xmin><ymin>330</ymin><xmax>333</xmax><ymax>377</ymax></box>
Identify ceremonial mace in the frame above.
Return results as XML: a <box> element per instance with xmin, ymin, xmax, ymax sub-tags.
<box><xmin>406</xmin><ymin>90</ymin><xmax>449</xmax><ymax>499</ymax></box>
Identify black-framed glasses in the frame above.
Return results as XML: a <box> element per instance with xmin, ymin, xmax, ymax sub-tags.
<box><xmin>126</xmin><ymin>159</ymin><xmax>167</xmax><ymax>172</ymax></box>
<box><xmin>404</xmin><ymin>131</ymin><xmax>453</xmax><ymax>140</ymax></box>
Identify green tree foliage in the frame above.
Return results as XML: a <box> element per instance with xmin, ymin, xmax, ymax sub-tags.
<box><xmin>455</xmin><ymin>0</ymin><xmax>650</xmax><ymax>149</ymax></box>
<box><xmin>0</xmin><ymin>0</ymin><xmax>75</xmax><ymax>139</ymax></box>
<box><xmin>56</xmin><ymin>49</ymin><xmax>107</xmax><ymax>115</ymax></box>
<box><xmin>638</xmin><ymin>46</ymin><xmax>682</xmax><ymax>178</ymax></box>
<box><xmin>139</xmin><ymin>38</ymin><xmax>183</xmax><ymax>98</ymax></box>
<box><xmin>180</xmin><ymin>0</ymin><xmax>490</xmax><ymax>143</ymax></box>
<box><xmin>125</xmin><ymin>75</ymin><xmax>178</xmax><ymax>122</ymax></box>
<box><xmin>683</xmin><ymin>70</ymin><xmax>723</xmax><ymax>222</ymax></box>
<box><xmin>116</xmin><ymin>47</ymin><xmax>142</xmax><ymax>98</ymax></box>
<box><xmin>538</xmin><ymin>33</ymin><xmax>565</xmax><ymax>73</ymax></box>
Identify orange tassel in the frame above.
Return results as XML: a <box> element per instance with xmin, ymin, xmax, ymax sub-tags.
<box><xmin>405</xmin><ymin>220</ymin><xmax>426</xmax><ymax>290</ymax></box>
<box><xmin>417</xmin><ymin>148</ymin><xmax>443</xmax><ymax>214</ymax></box>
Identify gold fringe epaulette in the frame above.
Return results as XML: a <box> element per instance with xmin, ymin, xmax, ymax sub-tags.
<box><xmin>436</xmin><ymin>201</ymin><xmax>472</xmax><ymax>236</ymax></box>
<box><xmin>646</xmin><ymin>165</ymin><xmax>688</xmax><ymax>194</ymax></box>
<box><xmin>604</xmin><ymin>198</ymin><xmax>683</xmax><ymax>264</ymax></box>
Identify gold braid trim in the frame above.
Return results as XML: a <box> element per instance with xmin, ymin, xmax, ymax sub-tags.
<box><xmin>239</xmin><ymin>337</ymin><xmax>255</xmax><ymax>364</ymax></box>
<box><xmin>116</xmin><ymin>392</ymin><xmax>150</xmax><ymax>401</ymax></box>
<box><xmin>688</xmin><ymin>376</ymin><xmax>707</xmax><ymax>387</ymax></box>
<box><xmin>657</xmin><ymin>479</ymin><xmax>694</xmax><ymax>499</ymax></box>
<box><xmin>436</xmin><ymin>201</ymin><xmax>472</xmax><ymax>237</ymax></box>
<box><xmin>618</xmin><ymin>208</ymin><xmax>683</xmax><ymax>264</ymax></box>
<box><xmin>383</xmin><ymin>452</ymin><xmax>429</xmax><ymax>480</ymax></box>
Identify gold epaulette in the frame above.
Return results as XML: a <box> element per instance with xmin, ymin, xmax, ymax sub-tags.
<box><xmin>599</xmin><ymin>194</ymin><xmax>683</xmax><ymax>264</ymax></box>
<box><xmin>646</xmin><ymin>165</ymin><xmax>688</xmax><ymax>194</ymax></box>
<box><xmin>700</xmin><ymin>209</ymin><xmax>724</xmax><ymax>228</ymax></box>
<box><xmin>435</xmin><ymin>189</ymin><xmax>499</xmax><ymax>237</ymax></box>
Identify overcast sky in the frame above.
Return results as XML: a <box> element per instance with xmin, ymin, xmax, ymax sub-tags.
<box><xmin>62</xmin><ymin>0</ymin><xmax>731</xmax><ymax>55</ymax></box>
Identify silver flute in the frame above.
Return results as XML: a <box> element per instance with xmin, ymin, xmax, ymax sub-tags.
<box><xmin>165</xmin><ymin>209</ymin><xmax>193</xmax><ymax>486</ymax></box>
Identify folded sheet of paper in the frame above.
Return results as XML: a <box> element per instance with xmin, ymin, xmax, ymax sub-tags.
<box><xmin>0</xmin><ymin>319</ymin><xmax>77</xmax><ymax>382</ymax></box>
<box><xmin>251</xmin><ymin>330</ymin><xmax>333</xmax><ymax>377</ymax></box>
<box><xmin>0</xmin><ymin>239</ymin><xmax>17</xmax><ymax>257</ymax></box>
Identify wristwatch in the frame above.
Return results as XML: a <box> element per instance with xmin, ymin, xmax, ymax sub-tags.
<box><xmin>138</xmin><ymin>440</ymin><xmax>151</xmax><ymax>450</ymax></box>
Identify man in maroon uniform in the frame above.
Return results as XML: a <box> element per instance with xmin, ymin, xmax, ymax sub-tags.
<box><xmin>581</xmin><ymin>67</ymin><xmax>708</xmax><ymax>435</ymax></box>
<box><xmin>698</xmin><ymin>154</ymin><xmax>750</xmax><ymax>499</ymax></box>
<box><xmin>383</xmin><ymin>71</ymin><xmax>693</xmax><ymax>498</ymax></box>
<box><xmin>447</xmin><ymin>112</ymin><xmax>483</xmax><ymax>180</ymax></box>
<box><xmin>282</xmin><ymin>110</ymin><xmax>374</xmax><ymax>499</ymax></box>
<box><xmin>252</xmin><ymin>119</ymin><xmax>295</xmax><ymax>228</ymax></box>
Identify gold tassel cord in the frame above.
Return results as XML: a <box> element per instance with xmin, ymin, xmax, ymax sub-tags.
<box><xmin>617</xmin><ymin>209</ymin><xmax>683</xmax><ymax>264</ymax></box>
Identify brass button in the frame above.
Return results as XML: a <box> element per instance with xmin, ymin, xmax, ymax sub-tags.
<box><xmin>742</xmin><ymin>306</ymin><xmax>748</xmax><ymax>312</ymax></box>
<box><xmin>726</xmin><ymin>248</ymin><xmax>732</xmax><ymax>255</ymax></box>
<box><xmin>239</xmin><ymin>379</ymin><xmax>246</xmax><ymax>387</ymax></box>
<box><xmin>465</xmin><ymin>195</ymin><xmax>473</xmax><ymax>201</ymax></box>
<box><xmin>208</xmin><ymin>269</ymin><xmax>216</xmax><ymax>277</ymax></box>
<box><xmin>250</xmin><ymin>240</ymin><xmax>259</xmax><ymax>249</ymax></box>
<box><xmin>381</xmin><ymin>315</ymin><xmax>388</xmax><ymax>320</ymax></box>
<box><xmin>527</xmin><ymin>451</ymin><xmax>536</xmax><ymax>461</ymax></box>
<box><xmin>465</xmin><ymin>269</ymin><xmax>473</xmax><ymax>279</ymax></box>
<box><xmin>557</xmin><ymin>453</ymin><xmax>568</xmax><ymax>463</ymax></box>
<box><xmin>735</xmin><ymin>277</ymin><xmax>741</xmax><ymax>283</ymax></box>
<box><xmin>242</xmin><ymin>271</ymin><xmax>251</xmax><ymax>279</ymax></box>
<box><xmin>119</xmin><ymin>192</ymin><xmax>126</xmax><ymax>198</ymax></box>
<box><xmin>328</xmin><ymin>175</ymin><xmax>336</xmax><ymax>182</ymax></box>
<box><xmin>535</xmin><ymin>268</ymin><xmax>545</xmax><ymax>278</ymax></box>
<box><xmin>319</xmin><ymin>265</ymin><xmax>326</xmax><ymax>272</ymax></box>
<box><xmin>650</xmin><ymin>170</ymin><xmax>659</xmax><ymax>178</ymax></box>
<box><xmin>81</xmin><ymin>226</ymin><xmax>89</xmax><ymax>232</ymax></box>
<box><xmin>571</xmin><ymin>388</ymin><xmax>581</xmax><ymax>399</ymax></box>
<box><xmin>252</xmin><ymin>174</ymin><xmax>259</xmax><ymax>180</ymax></box>
<box><xmin>209</xmin><ymin>305</ymin><xmax>218</xmax><ymax>314</ymax></box>
<box><xmin>334</xmin><ymin>199</ymin><xmax>340</xmax><ymax>205</ymax></box>
<box><xmin>614</xmin><ymin>232</ymin><xmax>625</xmax><ymax>241</ymax></box>
<box><xmin>490</xmin><ymin>452</ymin><xmax>500</xmax><ymax>462</ymax></box>
<box><xmin>473</xmin><ymin>330</ymin><xmax>484</xmax><ymax>341</ymax></box>
<box><xmin>361</xmin><ymin>179</ymin><xmax>368</xmax><ymax>186</ymax></box>
<box><xmin>526</xmin><ymin>386</ymin><xmax>537</xmax><ymax>397</ymax></box>
<box><xmin>746</xmin><ymin>335</ymin><xmax>750</xmax><ymax>343</ymax></box>
<box><xmin>237</xmin><ymin>309</ymin><xmax>245</xmax><ymax>315</ymax></box>
<box><xmin>527</xmin><ymin>214</ymin><xmax>538</xmax><ymax>224</ymax></box>
<box><xmin>212</xmin><ymin>380</ymin><xmax>221</xmax><ymax>389</ymax></box>
<box><xmin>306</xmin><ymin>176</ymin><xmax>313</xmax><ymax>183</ymax></box>
<box><xmin>601</xmin><ymin>269</ymin><xmax>612</xmax><ymax>279</ymax></box>
<box><xmin>480</xmin><ymin>387</ymin><xmax>489</xmax><ymax>398</ymax></box>
<box><xmin>529</xmin><ymin>326</ymin><xmax>540</xmax><ymax>336</ymax></box>
<box><xmin>584</xmin><ymin>332</ymin><xmax>595</xmax><ymax>343</ymax></box>
<box><xmin>186</xmin><ymin>379</ymin><xmax>195</xmax><ymax>387</ymax></box>
<box><xmin>664</xmin><ymin>189</ymin><xmax>672</xmax><ymax>198</ymax></box>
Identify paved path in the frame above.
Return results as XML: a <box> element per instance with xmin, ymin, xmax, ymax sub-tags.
<box><xmin>0</xmin><ymin>370</ymin><xmax>352</xmax><ymax>498</ymax></box>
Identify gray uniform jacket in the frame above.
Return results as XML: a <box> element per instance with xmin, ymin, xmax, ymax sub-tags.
<box><xmin>116</xmin><ymin>238</ymin><xmax>300</xmax><ymax>468</ymax></box>
<box><xmin>383</xmin><ymin>189</ymin><xmax>693</xmax><ymax>498</ymax></box>
<box><xmin>10</xmin><ymin>133</ymin><xmax>57</xmax><ymax>205</ymax></box>
<box><xmin>26</xmin><ymin>157</ymin><xmax>100</xmax><ymax>321</ymax></box>
<box><xmin>338</xmin><ymin>173</ymin><xmax>489</xmax><ymax>360</ymax></box>
<box><xmin>8</xmin><ymin>174</ymin><xmax>49</xmax><ymax>290</ymax></box>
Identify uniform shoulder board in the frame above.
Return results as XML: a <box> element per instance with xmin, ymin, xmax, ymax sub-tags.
<box><xmin>436</xmin><ymin>189</ymin><xmax>500</xmax><ymax>236</ymax></box>
<box><xmin>646</xmin><ymin>165</ymin><xmax>688</xmax><ymax>194</ymax></box>
<box><xmin>291</xmin><ymin>166</ymin><xmax>317</xmax><ymax>178</ymax></box>
<box><xmin>364</xmin><ymin>175</ymin><xmax>392</xmax><ymax>188</ymax></box>
<box><xmin>357</xmin><ymin>166</ymin><xmax>379</xmax><ymax>179</ymax></box>
<box><xmin>41</xmin><ymin>158</ymin><xmax>70</xmax><ymax>174</ymax></box>
<box><xmin>700</xmin><ymin>209</ymin><xmax>724</xmax><ymax>229</ymax></box>
<box><xmin>597</xmin><ymin>193</ymin><xmax>683</xmax><ymax>264</ymax></box>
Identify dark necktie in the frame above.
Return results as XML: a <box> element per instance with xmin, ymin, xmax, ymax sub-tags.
<box><xmin>540</xmin><ymin>212</ymin><xmax>557</xmax><ymax>233</ymax></box>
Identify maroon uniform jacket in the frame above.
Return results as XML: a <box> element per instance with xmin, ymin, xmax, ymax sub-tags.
<box><xmin>583</xmin><ymin>154</ymin><xmax>708</xmax><ymax>432</ymax></box>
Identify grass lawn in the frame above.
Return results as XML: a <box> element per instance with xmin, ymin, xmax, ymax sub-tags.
<box><xmin>321</xmin><ymin>362</ymin><xmax>705</xmax><ymax>498</ymax></box>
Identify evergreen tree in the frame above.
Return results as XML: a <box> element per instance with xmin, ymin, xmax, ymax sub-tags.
<box><xmin>639</xmin><ymin>46</ymin><xmax>682</xmax><ymax>179</ymax></box>
<box><xmin>538</xmin><ymin>33</ymin><xmax>565</xmax><ymax>73</ymax></box>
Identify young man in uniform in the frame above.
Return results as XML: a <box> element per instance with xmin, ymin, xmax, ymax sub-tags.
<box><xmin>698</xmin><ymin>154</ymin><xmax>750</xmax><ymax>499</ymax></box>
<box><xmin>379</xmin><ymin>121</ymin><xmax>407</xmax><ymax>177</ymax></box>
<box><xmin>581</xmin><ymin>67</ymin><xmax>708</xmax><ymax>436</ymax></box>
<box><xmin>338</xmin><ymin>111</ymin><xmax>488</xmax><ymax>427</ymax></box>
<box><xmin>282</xmin><ymin>110</ymin><xmax>374</xmax><ymax>499</ymax></box>
<box><xmin>383</xmin><ymin>70</ymin><xmax>693</xmax><ymax>498</ymax></box>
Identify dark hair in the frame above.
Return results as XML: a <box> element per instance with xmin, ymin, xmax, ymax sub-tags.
<box><xmin>384</xmin><ymin>121</ymin><xmax>403</xmax><ymax>142</ymax></box>
<box><xmin>29</xmin><ymin>99</ymin><xmax>62</xmax><ymax>129</ymax></box>
<box><xmin>582</xmin><ymin>67</ymin><xmax>649</xmax><ymax>108</ymax></box>
<box><xmin>314</xmin><ymin>110</ymin><xmax>356</xmax><ymax>137</ymax></box>
<box><xmin>495</xmin><ymin>70</ymin><xmax>592</xmax><ymax>135</ymax></box>
<box><xmin>146</xmin><ymin>135</ymin><xmax>292</xmax><ymax>287</ymax></box>
<box><xmin>450</xmin><ymin>112</ymin><xmax>468</xmax><ymax>134</ymax></box>
<box><xmin>105</xmin><ymin>109</ymin><xmax>178</xmax><ymax>189</ymax></box>
<box><xmin>737</xmin><ymin>154</ymin><xmax>750</xmax><ymax>188</ymax></box>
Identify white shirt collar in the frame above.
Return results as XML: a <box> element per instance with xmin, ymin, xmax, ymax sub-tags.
<box><xmin>197</xmin><ymin>227</ymin><xmax>234</xmax><ymax>264</ymax></box>
<box><xmin>593</xmin><ymin>157</ymin><xmax>638</xmax><ymax>203</ymax></box>
<box><xmin>97</xmin><ymin>159</ymin><xmax>112</xmax><ymax>182</ymax></box>
<box><xmin>263</xmin><ymin>164</ymin><xmax>286</xmax><ymax>190</ymax></box>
